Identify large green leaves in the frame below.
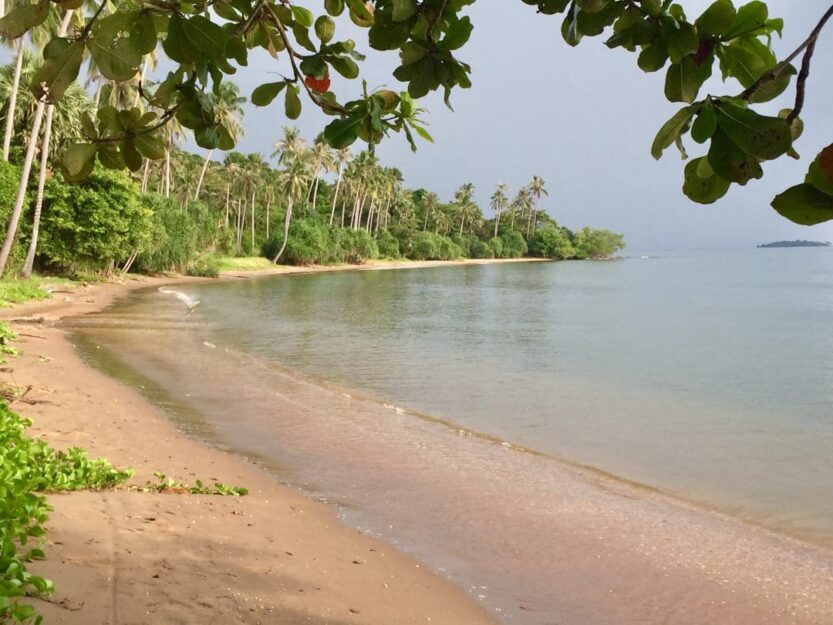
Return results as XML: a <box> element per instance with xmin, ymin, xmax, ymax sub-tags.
<box><xmin>683</xmin><ymin>157</ymin><xmax>730</xmax><ymax>204</ymax></box>
<box><xmin>651</xmin><ymin>105</ymin><xmax>696</xmax><ymax>160</ymax></box>
<box><xmin>31</xmin><ymin>40</ymin><xmax>84</xmax><ymax>102</ymax></box>
<box><xmin>713</xmin><ymin>100</ymin><xmax>791</xmax><ymax>161</ymax></box>
<box><xmin>665</xmin><ymin>55</ymin><xmax>713</xmax><ymax>103</ymax></box>
<box><xmin>0</xmin><ymin>0</ymin><xmax>49</xmax><ymax>39</ymax></box>
<box><xmin>772</xmin><ymin>184</ymin><xmax>833</xmax><ymax>226</ymax></box>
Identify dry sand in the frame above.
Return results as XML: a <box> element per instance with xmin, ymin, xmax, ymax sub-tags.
<box><xmin>0</xmin><ymin>267</ymin><xmax>501</xmax><ymax>625</ymax></box>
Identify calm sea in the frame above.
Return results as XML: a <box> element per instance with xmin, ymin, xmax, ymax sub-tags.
<box><xmin>67</xmin><ymin>248</ymin><xmax>833</xmax><ymax>623</ymax></box>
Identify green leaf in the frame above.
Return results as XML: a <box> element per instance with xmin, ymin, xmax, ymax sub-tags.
<box><xmin>441</xmin><ymin>17</ymin><xmax>473</xmax><ymax>51</ymax></box>
<box><xmin>88</xmin><ymin>36</ymin><xmax>142</xmax><ymax>82</ymax></box>
<box><xmin>576</xmin><ymin>0</ymin><xmax>610</xmax><ymax>12</ymax></box>
<box><xmin>315</xmin><ymin>16</ymin><xmax>336</xmax><ymax>43</ymax></box>
<box><xmin>251</xmin><ymin>81</ymin><xmax>286</xmax><ymax>106</ymax></box>
<box><xmin>323</xmin><ymin>116</ymin><xmax>361</xmax><ymax>148</ymax></box>
<box><xmin>183</xmin><ymin>15</ymin><xmax>227</xmax><ymax>54</ymax></box>
<box><xmin>325</xmin><ymin>0</ymin><xmax>345</xmax><ymax>16</ymax></box>
<box><xmin>0</xmin><ymin>0</ymin><xmax>49</xmax><ymax>39</ymax></box>
<box><xmin>723</xmin><ymin>1</ymin><xmax>768</xmax><ymax>40</ymax></box>
<box><xmin>561</xmin><ymin>3</ymin><xmax>583</xmax><ymax>47</ymax></box>
<box><xmin>330</xmin><ymin>55</ymin><xmax>359</xmax><ymax>78</ymax></box>
<box><xmin>651</xmin><ymin>105</ymin><xmax>696</xmax><ymax>159</ymax></box>
<box><xmin>664</xmin><ymin>55</ymin><xmax>712</xmax><ymax>103</ymax></box>
<box><xmin>806</xmin><ymin>146</ymin><xmax>833</xmax><ymax>195</ymax></box>
<box><xmin>714</xmin><ymin>101</ymin><xmax>791</xmax><ymax>160</ymax></box>
<box><xmin>771</xmin><ymin>184</ymin><xmax>833</xmax><ymax>226</ymax></box>
<box><xmin>31</xmin><ymin>40</ymin><xmax>84</xmax><ymax>102</ymax></box>
<box><xmin>691</xmin><ymin>101</ymin><xmax>717</xmax><ymax>143</ymax></box>
<box><xmin>163</xmin><ymin>16</ymin><xmax>197</xmax><ymax>64</ymax></box>
<box><xmin>130</xmin><ymin>12</ymin><xmax>158</xmax><ymax>55</ymax></box>
<box><xmin>695</xmin><ymin>0</ymin><xmax>737</xmax><ymax>38</ymax></box>
<box><xmin>392</xmin><ymin>0</ymin><xmax>416</xmax><ymax>21</ymax></box>
<box><xmin>683</xmin><ymin>157</ymin><xmax>731</xmax><ymax>203</ymax></box>
<box><xmin>134</xmin><ymin>133</ymin><xmax>166</xmax><ymax>160</ymax></box>
<box><xmin>747</xmin><ymin>64</ymin><xmax>795</xmax><ymax>104</ymax></box>
<box><xmin>97</xmin><ymin>143</ymin><xmax>125</xmax><ymax>169</ymax></box>
<box><xmin>63</xmin><ymin>143</ymin><xmax>97</xmax><ymax>180</ymax></box>
<box><xmin>291</xmin><ymin>5</ymin><xmax>314</xmax><ymax>28</ymax></box>
<box><xmin>121</xmin><ymin>139</ymin><xmax>143</xmax><ymax>171</ymax></box>
<box><xmin>707</xmin><ymin>128</ymin><xmax>762</xmax><ymax>184</ymax></box>
<box><xmin>638</xmin><ymin>43</ymin><xmax>668</xmax><ymax>73</ymax></box>
<box><xmin>663</xmin><ymin>21</ymin><xmax>699</xmax><ymax>63</ymax></box>
<box><xmin>285</xmin><ymin>84</ymin><xmax>302</xmax><ymax>120</ymax></box>
<box><xmin>718</xmin><ymin>36</ymin><xmax>775</xmax><ymax>88</ymax></box>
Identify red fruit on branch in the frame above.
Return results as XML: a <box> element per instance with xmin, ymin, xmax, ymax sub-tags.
<box><xmin>304</xmin><ymin>75</ymin><xmax>331</xmax><ymax>93</ymax></box>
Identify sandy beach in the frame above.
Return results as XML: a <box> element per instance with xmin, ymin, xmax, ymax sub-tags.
<box><xmin>0</xmin><ymin>264</ymin><xmax>505</xmax><ymax>625</ymax></box>
<box><xmin>4</xmin><ymin>258</ymin><xmax>833</xmax><ymax>625</ymax></box>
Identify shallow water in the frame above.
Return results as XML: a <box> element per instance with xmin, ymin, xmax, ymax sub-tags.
<box><xmin>65</xmin><ymin>249</ymin><xmax>833</xmax><ymax>623</ymax></box>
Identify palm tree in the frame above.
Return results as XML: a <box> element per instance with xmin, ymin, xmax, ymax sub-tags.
<box><xmin>272</xmin><ymin>158</ymin><xmax>310</xmax><ymax>263</ymax></box>
<box><xmin>193</xmin><ymin>82</ymin><xmax>245</xmax><ymax>201</ymax></box>
<box><xmin>527</xmin><ymin>175</ymin><xmax>548</xmax><ymax>236</ymax></box>
<box><xmin>491</xmin><ymin>183</ymin><xmax>508</xmax><ymax>237</ymax></box>
<box><xmin>421</xmin><ymin>191</ymin><xmax>439</xmax><ymax>232</ymax></box>
<box><xmin>453</xmin><ymin>182</ymin><xmax>477</xmax><ymax>236</ymax></box>
<box><xmin>329</xmin><ymin>147</ymin><xmax>350</xmax><ymax>226</ymax></box>
<box><xmin>271</xmin><ymin>126</ymin><xmax>306</xmax><ymax>166</ymax></box>
<box><xmin>0</xmin><ymin>8</ymin><xmax>73</xmax><ymax>276</ymax></box>
<box><xmin>307</xmin><ymin>134</ymin><xmax>335</xmax><ymax>212</ymax></box>
<box><xmin>1</xmin><ymin>0</ymin><xmax>66</xmax><ymax>161</ymax></box>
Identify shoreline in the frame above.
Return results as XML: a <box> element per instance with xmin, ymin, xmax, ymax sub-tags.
<box><xmin>0</xmin><ymin>259</ymin><xmax>516</xmax><ymax>625</ymax></box>
<box><xmin>5</xmin><ymin>257</ymin><xmax>833</xmax><ymax>624</ymax></box>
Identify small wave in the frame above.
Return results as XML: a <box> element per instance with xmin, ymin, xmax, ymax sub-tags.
<box><xmin>158</xmin><ymin>287</ymin><xmax>200</xmax><ymax>310</ymax></box>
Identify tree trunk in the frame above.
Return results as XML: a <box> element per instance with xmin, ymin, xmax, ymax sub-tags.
<box><xmin>494</xmin><ymin>208</ymin><xmax>501</xmax><ymax>238</ymax></box>
<box><xmin>423</xmin><ymin>207</ymin><xmax>429</xmax><ymax>232</ymax></box>
<box><xmin>265</xmin><ymin>193</ymin><xmax>271</xmax><ymax>239</ymax></box>
<box><xmin>193</xmin><ymin>149</ymin><xmax>213</xmax><ymax>201</ymax></box>
<box><xmin>0</xmin><ymin>98</ymin><xmax>46</xmax><ymax>276</ymax></box>
<box><xmin>140</xmin><ymin>158</ymin><xmax>151</xmax><ymax>193</ymax></box>
<box><xmin>20</xmin><ymin>103</ymin><xmax>56</xmax><ymax>278</ymax></box>
<box><xmin>272</xmin><ymin>197</ymin><xmax>293</xmax><ymax>263</ymax></box>
<box><xmin>164</xmin><ymin>139</ymin><xmax>172</xmax><ymax>197</ymax></box>
<box><xmin>459</xmin><ymin>214</ymin><xmax>465</xmax><ymax>236</ymax></box>
<box><xmin>224</xmin><ymin>183</ymin><xmax>230</xmax><ymax>228</ymax></box>
<box><xmin>250</xmin><ymin>190</ymin><xmax>256</xmax><ymax>254</ymax></box>
<box><xmin>2</xmin><ymin>39</ymin><xmax>25</xmax><ymax>162</ymax></box>
<box><xmin>329</xmin><ymin>163</ymin><xmax>344</xmax><ymax>226</ymax></box>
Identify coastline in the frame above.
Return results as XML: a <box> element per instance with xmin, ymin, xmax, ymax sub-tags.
<box><xmin>5</xmin><ymin>257</ymin><xmax>833</xmax><ymax>624</ymax></box>
<box><xmin>0</xmin><ymin>260</ymin><xmax>515</xmax><ymax>625</ymax></box>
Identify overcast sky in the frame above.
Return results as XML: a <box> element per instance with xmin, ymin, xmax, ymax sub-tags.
<box><xmin>224</xmin><ymin>0</ymin><xmax>833</xmax><ymax>251</ymax></box>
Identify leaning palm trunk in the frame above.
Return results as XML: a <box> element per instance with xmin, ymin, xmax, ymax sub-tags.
<box><xmin>329</xmin><ymin>163</ymin><xmax>344</xmax><ymax>226</ymax></box>
<box><xmin>193</xmin><ymin>149</ymin><xmax>213</xmax><ymax>201</ymax></box>
<box><xmin>250</xmin><ymin>190</ymin><xmax>256</xmax><ymax>254</ymax></box>
<box><xmin>272</xmin><ymin>197</ymin><xmax>294</xmax><ymax>263</ymax></box>
<box><xmin>494</xmin><ymin>209</ymin><xmax>501</xmax><ymax>237</ymax></box>
<box><xmin>164</xmin><ymin>141</ymin><xmax>172</xmax><ymax>197</ymax></box>
<box><xmin>0</xmin><ymin>97</ymin><xmax>46</xmax><ymax>276</ymax></box>
<box><xmin>140</xmin><ymin>159</ymin><xmax>151</xmax><ymax>193</ymax></box>
<box><xmin>265</xmin><ymin>193</ymin><xmax>271</xmax><ymax>239</ymax></box>
<box><xmin>2</xmin><ymin>39</ymin><xmax>24</xmax><ymax>162</ymax></box>
<box><xmin>19</xmin><ymin>103</ymin><xmax>55</xmax><ymax>278</ymax></box>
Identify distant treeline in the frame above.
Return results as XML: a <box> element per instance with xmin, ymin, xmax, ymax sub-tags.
<box><xmin>757</xmin><ymin>240</ymin><xmax>832</xmax><ymax>248</ymax></box>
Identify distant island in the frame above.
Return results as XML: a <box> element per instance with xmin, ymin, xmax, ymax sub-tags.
<box><xmin>757</xmin><ymin>240</ymin><xmax>832</xmax><ymax>248</ymax></box>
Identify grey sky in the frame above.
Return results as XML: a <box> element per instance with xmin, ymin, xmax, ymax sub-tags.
<box><xmin>227</xmin><ymin>0</ymin><xmax>833</xmax><ymax>251</ymax></box>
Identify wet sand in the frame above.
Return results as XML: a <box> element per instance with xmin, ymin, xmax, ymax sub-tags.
<box><xmin>0</xmin><ymin>268</ymin><xmax>501</xmax><ymax>625</ymax></box>
<box><xmin>5</xmin><ymin>262</ymin><xmax>833</xmax><ymax>625</ymax></box>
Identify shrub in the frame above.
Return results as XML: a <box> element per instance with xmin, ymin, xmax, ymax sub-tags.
<box><xmin>186</xmin><ymin>255</ymin><xmax>221</xmax><ymax>277</ymax></box>
<box><xmin>572</xmin><ymin>228</ymin><xmax>626</xmax><ymax>259</ymax></box>
<box><xmin>529</xmin><ymin>225</ymin><xmax>576</xmax><ymax>259</ymax></box>
<box><xmin>376</xmin><ymin>229</ymin><xmax>401</xmax><ymax>259</ymax></box>
<box><xmin>408</xmin><ymin>232</ymin><xmax>462</xmax><ymax>260</ymax></box>
<box><xmin>468</xmin><ymin>238</ymin><xmax>494</xmax><ymax>259</ymax></box>
<box><xmin>39</xmin><ymin>171</ymin><xmax>151</xmax><ymax>274</ymax></box>
<box><xmin>0</xmin><ymin>400</ymin><xmax>131</xmax><ymax>623</ymax></box>
<box><xmin>0</xmin><ymin>161</ymin><xmax>27</xmax><ymax>272</ymax></box>
<box><xmin>488</xmin><ymin>236</ymin><xmax>503</xmax><ymax>259</ymax></box>
<box><xmin>499</xmin><ymin>229</ymin><xmax>528</xmax><ymax>258</ymax></box>
<box><xmin>339</xmin><ymin>228</ymin><xmax>379</xmax><ymax>263</ymax></box>
<box><xmin>135</xmin><ymin>194</ymin><xmax>201</xmax><ymax>273</ymax></box>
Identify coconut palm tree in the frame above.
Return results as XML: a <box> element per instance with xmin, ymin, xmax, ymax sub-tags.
<box><xmin>329</xmin><ymin>146</ymin><xmax>350</xmax><ymax>226</ymax></box>
<box><xmin>421</xmin><ymin>191</ymin><xmax>439</xmax><ymax>232</ymax></box>
<box><xmin>307</xmin><ymin>134</ymin><xmax>335</xmax><ymax>212</ymax></box>
<box><xmin>193</xmin><ymin>82</ymin><xmax>245</xmax><ymax>201</ymax></box>
<box><xmin>491</xmin><ymin>183</ymin><xmax>509</xmax><ymax>237</ymax></box>
<box><xmin>527</xmin><ymin>175</ymin><xmax>548</xmax><ymax>236</ymax></box>
<box><xmin>453</xmin><ymin>182</ymin><xmax>477</xmax><ymax>236</ymax></box>
<box><xmin>271</xmin><ymin>126</ymin><xmax>306</xmax><ymax>166</ymax></box>
<box><xmin>0</xmin><ymin>8</ymin><xmax>73</xmax><ymax>276</ymax></box>
<box><xmin>272</xmin><ymin>158</ymin><xmax>310</xmax><ymax>263</ymax></box>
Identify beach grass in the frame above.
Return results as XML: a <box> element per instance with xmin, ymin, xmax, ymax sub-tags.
<box><xmin>212</xmin><ymin>256</ymin><xmax>275</xmax><ymax>272</ymax></box>
<box><xmin>0</xmin><ymin>276</ymin><xmax>74</xmax><ymax>308</ymax></box>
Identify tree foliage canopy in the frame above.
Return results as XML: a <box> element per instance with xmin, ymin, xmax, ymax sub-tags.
<box><xmin>1</xmin><ymin>0</ymin><xmax>832</xmax><ymax>223</ymax></box>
